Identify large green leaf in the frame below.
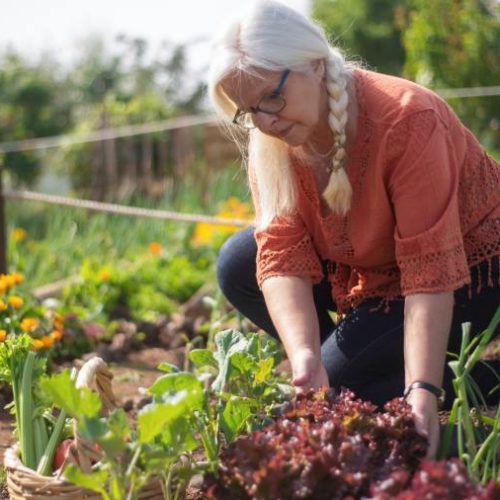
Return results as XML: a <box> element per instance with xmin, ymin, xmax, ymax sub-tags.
<box><xmin>79</xmin><ymin>411</ymin><xmax>129</xmax><ymax>457</ymax></box>
<box><xmin>230</xmin><ymin>352</ymin><xmax>258</xmax><ymax>374</ymax></box>
<box><xmin>189</xmin><ymin>349</ymin><xmax>218</xmax><ymax>369</ymax></box>
<box><xmin>64</xmin><ymin>464</ymin><xmax>110</xmax><ymax>499</ymax></box>
<box><xmin>160</xmin><ymin>415</ymin><xmax>199</xmax><ymax>454</ymax></box>
<box><xmin>255</xmin><ymin>358</ymin><xmax>275</xmax><ymax>384</ymax></box>
<box><xmin>40</xmin><ymin>369</ymin><xmax>101</xmax><ymax>418</ymax></box>
<box><xmin>138</xmin><ymin>390</ymin><xmax>192</xmax><ymax>443</ymax></box>
<box><xmin>220</xmin><ymin>396</ymin><xmax>258</xmax><ymax>443</ymax></box>
<box><xmin>212</xmin><ymin>329</ymin><xmax>250</xmax><ymax>392</ymax></box>
<box><xmin>148</xmin><ymin>372</ymin><xmax>204</xmax><ymax>409</ymax></box>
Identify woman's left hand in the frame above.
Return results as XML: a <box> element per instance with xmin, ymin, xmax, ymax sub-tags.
<box><xmin>406</xmin><ymin>388</ymin><xmax>441</xmax><ymax>459</ymax></box>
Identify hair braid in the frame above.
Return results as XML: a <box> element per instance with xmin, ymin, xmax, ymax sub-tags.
<box><xmin>322</xmin><ymin>50</ymin><xmax>352</xmax><ymax>215</ymax></box>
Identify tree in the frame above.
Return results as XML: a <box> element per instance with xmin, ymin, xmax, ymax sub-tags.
<box><xmin>403</xmin><ymin>0</ymin><xmax>500</xmax><ymax>150</ymax></box>
<box><xmin>311</xmin><ymin>0</ymin><xmax>409</xmax><ymax>75</ymax></box>
<box><xmin>0</xmin><ymin>51</ymin><xmax>73</xmax><ymax>186</ymax></box>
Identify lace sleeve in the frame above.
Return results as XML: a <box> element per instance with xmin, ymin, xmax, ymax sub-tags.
<box><xmin>248</xmin><ymin>162</ymin><xmax>323</xmax><ymax>288</ymax></box>
<box><xmin>386</xmin><ymin>109</ymin><xmax>471</xmax><ymax>294</ymax></box>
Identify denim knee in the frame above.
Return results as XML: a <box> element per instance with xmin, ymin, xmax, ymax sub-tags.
<box><xmin>216</xmin><ymin>227</ymin><xmax>257</xmax><ymax>301</ymax></box>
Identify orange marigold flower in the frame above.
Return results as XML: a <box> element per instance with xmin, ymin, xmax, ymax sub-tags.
<box><xmin>8</xmin><ymin>296</ymin><xmax>24</xmax><ymax>309</ymax></box>
<box><xmin>1</xmin><ymin>275</ymin><xmax>16</xmax><ymax>291</ymax></box>
<box><xmin>50</xmin><ymin>330</ymin><xmax>63</xmax><ymax>341</ymax></box>
<box><xmin>11</xmin><ymin>272</ymin><xmax>24</xmax><ymax>285</ymax></box>
<box><xmin>98</xmin><ymin>270</ymin><xmax>111</xmax><ymax>282</ymax></box>
<box><xmin>0</xmin><ymin>300</ymin><xmax>7</xmax><ymax>312</ymax></box>
<box><xmin>54</xmin><ymin>318</ymin><xmax>64</xmax><ymax>332</ymax></box>
<box><xmin>0</xmin><ymin>330</ymin><xmax>6</xmax><ymax>342</ymax></box>
<box><xmin>149</xmin><ymin>242</ymin><xmax>163</xmax><ymax>256</ymax></box>
<box><xmin>41</xmin><ymin>336</ymin><xmax>54</xmax><ymax>348</ymax></box>
<box><xmin>31</xmin><ymin>339</ymin><xmax>44</xmax><ymax>351</ymax></box>
<box><xmin>12</xmin><ymin>228</ymin><xmax>27</xmax><ymax>242</ymax></box>
<box><xmin>20</xmin><ymin>317</ymin><xmax>40</xmax><ymax>333</ymax></box>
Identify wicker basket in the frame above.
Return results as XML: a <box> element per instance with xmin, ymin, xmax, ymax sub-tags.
<box><xmin>4</xmin><ymin>356</ymin><xmax>165</xmax><ymax>499</ymax></box>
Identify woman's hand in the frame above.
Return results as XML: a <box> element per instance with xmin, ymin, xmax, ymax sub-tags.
<box><xmin>406</xmin><ymin>388</ymin><xmax>441</xmax><ymax>459</ymax></box>
<box><xmin>291</xmin><ymin>349</ymin><xmax>329</xmax><ymax>393</ymax></box>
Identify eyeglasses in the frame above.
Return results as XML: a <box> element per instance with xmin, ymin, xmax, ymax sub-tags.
<box><xmin>232</xmin><ymin>69</ymin><xmax>290</xmax><ymax>129</ymax></box>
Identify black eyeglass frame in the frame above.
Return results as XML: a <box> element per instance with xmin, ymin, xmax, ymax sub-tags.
<box><xmin>232</xmin><ymin>69</ymin><xmax>290</xmax><ymax>128</ymax></box>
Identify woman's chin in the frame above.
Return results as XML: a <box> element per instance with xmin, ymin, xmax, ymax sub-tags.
<box><xmin>277</xmin><ymin>125</ymin><xmax>307</xmax><ymax>147</ymax></box>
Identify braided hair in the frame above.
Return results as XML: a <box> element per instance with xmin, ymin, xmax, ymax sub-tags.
<box><xmin>323</xmin><ymin>49</ymin><xmax>352</xmax><ymax>216</ymax></box>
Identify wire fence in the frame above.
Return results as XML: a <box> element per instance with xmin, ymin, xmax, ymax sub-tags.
<box><xmin>0</xmin><ymin>84</ymin><xmax>499</xmax><ymax>155</ymax></box>
<box><xmin>4</xmin><ymin>189</ymin><xmax>251</xmax><ymax>227</ymax></box>
<box><xmin>1</xmin><ymin>84</ymin><xmax>499</xmax><ymax>275</ymax></box>
<box><xmin>0</xmin><ymin>114</ymin><xmax>217</xmax><ymax>154</ymax></box>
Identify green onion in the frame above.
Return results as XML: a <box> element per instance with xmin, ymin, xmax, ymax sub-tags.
<box><xmin>19</xmin><ymin>350</ymin><xmax>37</xmax><ymax>469</ymax></box>
<box><xmin>37</xmin><ymin>367</ymin><xmax>77</xmax><ymax>476</ymax></box>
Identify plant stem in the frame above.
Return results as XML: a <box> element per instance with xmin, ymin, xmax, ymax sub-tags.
<box><xmin>19</xmin><ymin>350</ymin><xmax>36</xmax><ymax>469</ymax></box>
<box><xmin>34</xmin><ymin>417</ymin><xmax>44</xmax><ymax>465</ymax></box>
<box><xmin>437</xmin><ymin>398</ymin><xmax>459</xmax><ymax>460</ymax></box>
<box><xmin>125</xmin><ymin>445</ymin><xmax>141</xmax><ymax>477</ymax></box>
<box><xmin>36</xmin><ymin>408</ymin><xmax>67</xmax><ymax>475</ymax></box>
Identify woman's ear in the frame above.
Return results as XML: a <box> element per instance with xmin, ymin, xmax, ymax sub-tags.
<box><xmin>313</xmin><ymin>59</ymin><xmax>326</xmax><ymax>81</ymax></box>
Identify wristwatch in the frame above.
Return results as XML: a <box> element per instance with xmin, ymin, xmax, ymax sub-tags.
<box><xmin>403</xmin><ymin>380</ymin><xmax>446</xmax><ymax>407</ymax></box>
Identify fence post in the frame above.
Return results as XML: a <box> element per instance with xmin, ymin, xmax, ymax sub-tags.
<box><xmin>0</xmin><ymin>161</ymin><xmax>7</xmax><ymax>274</ymax></box>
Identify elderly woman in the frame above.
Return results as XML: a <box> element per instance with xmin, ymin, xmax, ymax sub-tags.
<box><xmin>208</xmin><ymin>0</ymin><xmax>500</xmax><ymax>457</ymax></box>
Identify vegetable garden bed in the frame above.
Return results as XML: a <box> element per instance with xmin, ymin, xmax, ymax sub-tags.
<box><xmin>0</xmin><ymin>266</ymin><xmax>499</xmax><ymax>499</ymax></box>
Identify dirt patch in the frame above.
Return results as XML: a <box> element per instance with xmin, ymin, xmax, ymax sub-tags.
<box><xmin>0</xmin><ymin>406</ymin><xmax>14</xmax><ymax>468</ymax></box>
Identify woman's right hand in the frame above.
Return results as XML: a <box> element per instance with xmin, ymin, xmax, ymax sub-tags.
<box><xmin>291</xmin><ymin>349</ymin><xmax>330</xmax><ymax>393</ymax></box>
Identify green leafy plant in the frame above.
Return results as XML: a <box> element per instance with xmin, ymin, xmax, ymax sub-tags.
<box><xmin>60</xmin><ymin>252</ymin><xmax>212</xmax><ymax>328</ymax></box>
<box><xmin>439</xmin><ymin>306</ymin><xmax>500</xmax><ymax>483</ymax></box>
<box><xmin>0</xmin><ymin>333</ymin><xmax>73</xmax><ymax>475</ymax></box>
<box><xmin>53</xmin><ymin>329</ymin><xmax>292</xmax><ymax>499</ymax></box>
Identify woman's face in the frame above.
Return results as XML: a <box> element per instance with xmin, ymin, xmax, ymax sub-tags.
<box><xmin>220</xmin><ymin>65</ymin><xmax>327</xmax><ymax>147</ymax></box>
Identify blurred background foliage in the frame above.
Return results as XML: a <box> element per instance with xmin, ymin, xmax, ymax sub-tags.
<box><xmin>313</xmin><ymin>0</ymin><xmax>500</xmax><ymax>151</ymax></box>
<box><xmin>0</xmin><ymin>0</ymin><xmax>499</xmax><ymax>190</ymax></box>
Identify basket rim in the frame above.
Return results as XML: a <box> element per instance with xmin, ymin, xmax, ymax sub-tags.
<box><xmin>4</xmin><ymin>445</ymin><xmax>72</xmax><ymax>485</ymax></box>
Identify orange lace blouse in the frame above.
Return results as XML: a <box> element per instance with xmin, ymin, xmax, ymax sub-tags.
<box><xmin>250</xmin><ymin>69</ymin><xmax>500</xmax><ymax>313</ymax></box>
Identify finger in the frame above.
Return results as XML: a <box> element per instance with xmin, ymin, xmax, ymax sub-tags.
<box><xmin>291</xmin><ymin>357</ymin><xmax>314</xmax><ymax>386</ymax></box>
<box><xmin>292</xmin><ymin>373</ymin><xmax>311</xmax><ymax>386</ymax></box>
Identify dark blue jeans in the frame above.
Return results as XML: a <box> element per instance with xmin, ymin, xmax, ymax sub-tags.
<box><xmin>217</xmin><ymin>228</ymin><xmax>500</xmax><ymax>409</ymax></box>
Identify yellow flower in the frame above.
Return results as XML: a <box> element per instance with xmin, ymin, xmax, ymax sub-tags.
<box><xmin>149</xmin><ymin>242</ymin><xmax>163</xmax><ymax>256</ymax></box>
<box><xmin>41</xmin><ymin>336</ymin><xmax>54</xmax><ymax>348</ymax></box>
<box><xmin>98</xmin><ymin>270</ymin><xmax>111</xmax><ymax>282</ymax></box>
<box><xmin>191</xmin><ymin>222</ymin><xmax>216</xmax><ymax>246</ymax></box>
<box><xmin>8</xmin><ymin>296</ymin><xmax>24</xmax><ymax>309</ymax></box>
<box><xmin>0</xmin><ymin>330</ymin><xmax>6</xmax><ymax>342</ymax></box>
<box><xmin>50</xmin><ymin>330</ymin><xmax>63</xmax><ymax>342</ymax></box>
<box><xmin>31</xmin><ymin>339</ymin><xmax>44</xmax><ymax>351</ymax></box>
<box><xmin>192</xmin><ymin>197</ymin><xmax>254</xmax><ymax>246</ymax></box>
<box><xmin>12</xmin><ymin>228</ymin><xmax>27</xmax><ymax>242</ymax></box>
<box><xmin>0</xmin><ymin>300</ymin><xmax>7</xmax><ymax>312</ymax></box>
<box><xmin>11</xmin><ymin>272</ymin><xmax>24</xmax><ymax>285</ymax></box>
<box><xmin>20</xmin><ymin>318</ymin><xmax>40</xmax><ymax>333</ymax></box>
<box><xmin>0</xmin><ymin>275</ymin><xmax>16</xmax><ymax>291</ymax></box>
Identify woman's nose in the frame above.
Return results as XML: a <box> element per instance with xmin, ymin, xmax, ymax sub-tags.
<box><xmin>253</xmin><ymin>111</ymin><xmax>278</xmax><ymax>132</ymax></box>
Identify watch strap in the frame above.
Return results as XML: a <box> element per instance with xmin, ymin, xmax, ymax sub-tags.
<box><xmin>403</xmin><ymin>380</ymin><xmax>446</xmax><ymax>406</ymax></box>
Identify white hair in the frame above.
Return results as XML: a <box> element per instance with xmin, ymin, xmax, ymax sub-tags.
<box><xmin>208</xmin><ymin>0</ymin><xmax>353</xmax><ymax>228</ymax></box>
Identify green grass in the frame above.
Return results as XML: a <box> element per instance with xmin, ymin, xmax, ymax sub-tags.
<box><xmin>6</xmin><ymin>163</ymin><xmax>251</xmax><ymax>288</ymax></box>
